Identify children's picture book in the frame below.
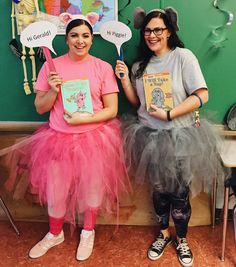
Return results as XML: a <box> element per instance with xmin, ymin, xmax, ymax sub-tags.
<box><xmin>61</xmin><ymin>79</ymin><xmax>93</xmax><ymax>114</ymax></box>
<box><xmin>143</xmin><ymin>72</ymin><xmax>173</xmax><ymax>112</ymax></box>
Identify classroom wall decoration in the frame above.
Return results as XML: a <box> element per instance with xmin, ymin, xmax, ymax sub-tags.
<box><xmin>10</xmin><ymin>0</ymin><xmax>41</xmax><ymax>95</ymax></box>
<box><xmin>210</xmin><ymin>0</ymin><xmax>234</xmax><ymax>48</ymax></box>
<box><xmin>35</xmin><ymin>0</ymin><xmax>118</xmax><ymax>34</ymax></box>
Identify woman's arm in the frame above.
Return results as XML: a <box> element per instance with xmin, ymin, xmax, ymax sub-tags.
<box><xmin>149</xmin><ymin>88</ymin><xmax>208</xmax><ymax>121</ymax></box>
<box><xmin>115</xmin><ymin>60</ymin><xmax>140</xmax><ymax>106</ymax></box>
<box><xmin>64</xmin><ymin>93</ymin><xmax>118</xmax><ymax>125</ymax></box>
<box><xmin>35</xmin><ymin>72</ymin><xmax>62</xmax><ymax>114</ymax></box>
<box><xmin>170</xmin><ymin>88</ymin><xmax>208</xmax><ymax>119</ymax></box>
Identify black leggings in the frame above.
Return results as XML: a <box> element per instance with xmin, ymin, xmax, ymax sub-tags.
<box><xmin>153</xmin><ymin>188</ymin><xmax>191</xmax><ymax>238</ymax></box>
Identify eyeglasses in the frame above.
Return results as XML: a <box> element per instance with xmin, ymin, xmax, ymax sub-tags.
<box><xmin>143</xmin><ymin>27</ymin><xmax>168</xmax><ymax>36</ymax></box>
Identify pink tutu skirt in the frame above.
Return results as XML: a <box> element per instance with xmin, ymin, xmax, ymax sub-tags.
<box><xmin>1</xmin><ymin>119</ymin><xmax>130</xmax><ymax>226</ymax></box>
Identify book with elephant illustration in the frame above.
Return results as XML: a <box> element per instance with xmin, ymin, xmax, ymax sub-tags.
<box><xmin>61</xmin><ymin>79</ymin><xmax>93</xmax><ymax>114</ymax></box>
<box><xmin>143</xmin><ymin>72</ymin><xmax>173</xmax><ymax>112</ymax></box>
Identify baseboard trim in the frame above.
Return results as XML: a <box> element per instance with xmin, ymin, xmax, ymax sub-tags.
<box><xmin>0</xmin><ymin>121</ymin><xmax>44</xmax><ymax>133</ymax></box>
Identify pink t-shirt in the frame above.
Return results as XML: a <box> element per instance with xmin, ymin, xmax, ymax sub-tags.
<box><xmin>34</xmin><ymin>54</ymin><xmax>119</xmax><ymax>133</ymax></box>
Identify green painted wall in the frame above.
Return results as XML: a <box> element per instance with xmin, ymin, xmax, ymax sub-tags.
<box><xmin>0</xmin><ymin>0</ymin><xmax>235</xmax><ymax>123</ymax></box>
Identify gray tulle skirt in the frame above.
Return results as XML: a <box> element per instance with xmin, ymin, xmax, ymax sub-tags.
<box><xmin>121</xmin><ymin>115</ymin><xmax>226</xmax><ymax>196</ymax></box>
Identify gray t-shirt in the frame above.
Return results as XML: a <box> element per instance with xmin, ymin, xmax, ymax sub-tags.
<box><xmin>131</xmin><ymin>47</ymin><xmax>207</xmax><ymax>129</ymax></box>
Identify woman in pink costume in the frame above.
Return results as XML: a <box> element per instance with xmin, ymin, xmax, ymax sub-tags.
<box><xmin>2</xmin><ymin>12</ymin><xmax>130</xmax><ymax>261</ymax></box>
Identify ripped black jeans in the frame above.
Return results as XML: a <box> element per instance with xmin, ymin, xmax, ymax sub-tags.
<box><xmin>153</xmin><ymin>187</ymin><xmax>191</xmax><ymax>238</ymax></box>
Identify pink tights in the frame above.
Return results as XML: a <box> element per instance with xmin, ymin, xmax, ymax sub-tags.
<box><xmin>49</xmin><ymin>215</ymin><xmax>64</xmax><ymax>235</ymax></box>
<box><xmin>49</xmin><ymin>208</ymin><xmax>97</xmax><ymax>234</ymax></box>
<box><xmin>83</xmin><ymin>208</ymin><xmax>97</xmax><ymax>231</ymax></box>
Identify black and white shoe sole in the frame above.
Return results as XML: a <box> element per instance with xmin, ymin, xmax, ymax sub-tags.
<box><xmin>178</xmin><ymin>257</ymin><xmax>194</xmax><ymax>267</ymax></box>
<box><xmin>147</xmin><ymin>240</ymin><xmax>172</xmax><ymax>261</ymax></box>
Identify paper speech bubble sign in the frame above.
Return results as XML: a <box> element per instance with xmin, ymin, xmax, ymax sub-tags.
<box><xmin>99</xmin><ymin>21</ymin><xmax>132</xmax><ymax>56</ymax></box>
<box><xmin>20</xmin><ymin>21</ymin><xmax>57</xmax><ymax>55</ymax></box>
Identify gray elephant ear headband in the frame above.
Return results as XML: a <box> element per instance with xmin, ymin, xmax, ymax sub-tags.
<box><xmin>133</xmin><ymin>6</ymin><xmax>179</xmax><ymax>31</ymax></box>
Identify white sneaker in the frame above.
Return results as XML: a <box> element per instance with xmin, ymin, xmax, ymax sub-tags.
<box><xmin>76</xmin><ymin>229</ymin><xmax>95</xmax><ymax>261</ymax></box>
<box><xmin>29</xmin><ymin>231</ymin><xmax>65</xmax><ymax>259</ymax></box>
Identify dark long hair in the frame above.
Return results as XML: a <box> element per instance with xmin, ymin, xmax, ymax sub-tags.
<box><xmin>134</xmin><ymin>10</ymin><xmax>184</xmax><ymax>78</ymax></box>
<box><xmin>65</xmin><ymin>19</ymin><xmax>93</xmax><ymax>37</ymax></box>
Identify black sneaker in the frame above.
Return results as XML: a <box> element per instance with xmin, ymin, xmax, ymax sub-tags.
<box><xmin>175</xmin><ymin>238</ymin><xmax>194</xmax><ymax>267</ymax></box>
<box><xmin>148</xmin><ymin>233</ymin><xmax>172</xmax><ymax>260</ymax></box>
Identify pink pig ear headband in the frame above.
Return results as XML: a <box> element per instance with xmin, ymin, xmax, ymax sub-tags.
<box><xmin>133</xmin><ymin>6</ymin><xmax>179</xmax><ymax>32</ymax></box>
<box><xmin>59</xmin><ymin>12</ymin><xmax>99</xmax><ymax>28</ymax></box>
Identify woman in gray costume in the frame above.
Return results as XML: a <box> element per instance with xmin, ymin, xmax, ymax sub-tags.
<box><xmin>115</xmin><ymin>6</ymin><xmax>225</xmax><ymax>267</ymax></box>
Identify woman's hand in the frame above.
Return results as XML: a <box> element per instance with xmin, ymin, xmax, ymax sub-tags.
<box><xmin>115</xmin><ymin>60</ymin><xmax>140</xmax><ymax>106</ymax></box>
<box><xmin>64</xmin><ymin>110</ymin><xmax>93</xmax><ymax>125</ymax></box>
<box><xmin>149</xmin><ymin>104</ymin><xmax>169</xmax><ymax>121</ymax></box>
<box><xmin>115</xmin><ymin>60</ymin><xmax>129</xmax><ymax>80</ymax></box>
<box><xmin>35</xmin><ymin>72</ymin><xmax>62</xmax><ymax>114</ymax></box>
<box><xmin>47</xmin><ymin>71</ymin><xmax>62</xmax><ymax>93</ymax></box>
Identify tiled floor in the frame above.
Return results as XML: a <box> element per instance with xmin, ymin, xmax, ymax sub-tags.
<box><xmin>0</xmin><ymin>220</ymin><xmax>236</xmax><ymax>267</ymax></box>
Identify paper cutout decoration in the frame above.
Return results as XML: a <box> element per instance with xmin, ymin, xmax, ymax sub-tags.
<box><xmin>20</xmin><ymin>21</ymin><xmax>58</xmax><ymax>74</ymax></box>
<box><xmin>99</xmin><ymin>20</ymin><xmax>132</xmax><ymax>57</ymax></box>
<box><xmin>210</xmin><ymin>0</ymin><xmax>234</xmax><ymax>48</ymax></box>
